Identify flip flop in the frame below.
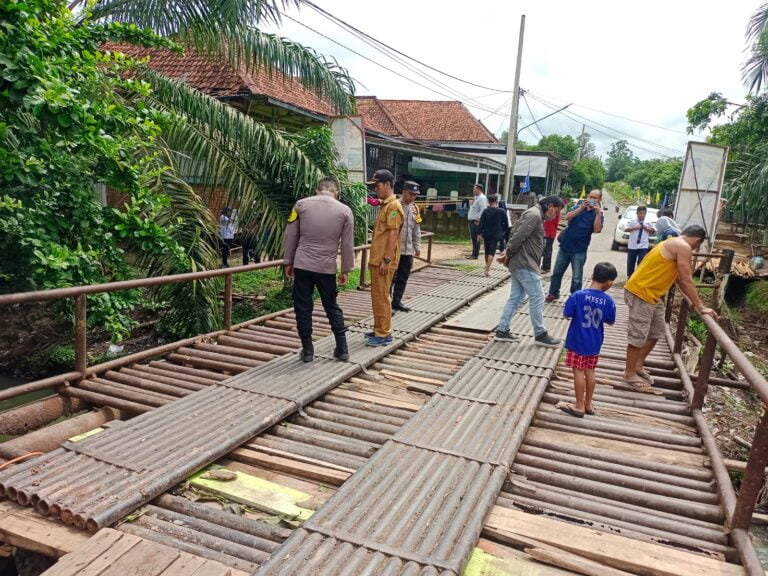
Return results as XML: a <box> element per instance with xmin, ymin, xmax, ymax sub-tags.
<box><xmin>621</xmin><ymin>379</ymin><xmax>652</xmax><ymax>392</ymax></box>
<box><xmin>556</xmin><ymin>401</ymin><xmax>584</xmax><ymax>418</ymax></box>
<box><xmin>585</xmin><ymin>408</ymin><xmax>596</xmax><ymax>416</ymax></box>
<box><xmin>637</xmin><ymin>371</ymin><xmax>655</xmax><ymax>385</ymax></box>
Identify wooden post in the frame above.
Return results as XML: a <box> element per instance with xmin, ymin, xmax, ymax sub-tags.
<box><xmin>223</xmin><ymin>273</ymin><xmax>233</xmax><ymax>330</ymax></box>
<box><xmin>717</xmin><ymin>249</ymin><xmax>735</xmax><ymax>311</ymax></box>
<box><xmin>358</xmin><ymin>248</ymin><xmax>368</xmax><ymax>290</ymax></box>
<box><xmin>75</xmin><ymin>294</ymin><xmax>87</xmax><ymax>383</ymax></box>
<box><xmin>664</xmin><ymin>285</ymin><xmax>676</xmax><ymax>323</ymax></box>
<box><xmin>673</xmin><ymin>298</ymin><xmax>689</xmax><ymax>355</ymax></box>
<box><xmin>427</xmin><ymin>235</ymin><xmax>433</xmax><ymax>264</ymax></box>
<box><xmin>731</xmin><ymin>408</ymin><xmax>768</xmax><ymax>530</ymax></box>
<box><xmin>692</xmin><ymin>332</ymin><xmax>717</xmax><ymax>410</ymax></box>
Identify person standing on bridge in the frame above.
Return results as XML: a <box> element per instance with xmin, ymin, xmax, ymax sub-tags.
<box><xmin>391</xmin><ymin>181</ymin><xmax>422</xmax><ymax>313</ymax></box>
<box><xmin>466</xmin><ymin>184</ymin><xmax>488</xmax><ymax>259</ymax></box>
<box><xmin>545</xmin><ymin>189</ymin><xmax>604</xmax><ymax>302</ymax></box>
<box><xmin>283</xmin><ymin>176</ymin><xmax>355</xmax><ymax>363</ymax></box>
<box><xmin>622</xmin><ymin>225</ymin><xmax>718</xmax><ymax>390</ymax></box>
<box><xmin>366</xmin><ymin>169</ymin><xmax>404</xmax><ymax>346</ymax></box>
<box><xmin>478</xmin><ymin>194</ymin><xmax>509</xmax><ymax>277</ymax></box>
<box><xmin>494</xmin><ymin>195</ymin><xmax>564</xmax><ymax>347</ymax></box>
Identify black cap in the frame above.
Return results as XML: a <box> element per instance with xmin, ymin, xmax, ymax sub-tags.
<box><xmin>366</xmin><ymin>169</ymin><xmax>395</xmax><ymax>184</ymax></box>
<box><xmin>402</xmin><ymin>181</ymin><xmax>420</xmax><ymax>194</ymax></box>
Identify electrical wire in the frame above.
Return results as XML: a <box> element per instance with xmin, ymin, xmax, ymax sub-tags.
<box><xmin>303</xmin><ymin>0</ymin><xmax>514</xmax><ymax>94</ymax></box>
<box><xmin>521</xmin><ymin>91</ymin><xmax>545</xmax><ymax>141</ymax></box>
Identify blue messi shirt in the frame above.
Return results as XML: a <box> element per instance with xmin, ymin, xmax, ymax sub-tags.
<box><xmin>563</xmin><ymin>288</ymin><xmax>617</xmax><ymax>356</ymax></box>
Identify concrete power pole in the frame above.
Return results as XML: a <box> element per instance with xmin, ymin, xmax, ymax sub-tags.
<box><xmin>575</xmin><ymin>124</ymin><xmax>586</xmax><ymax>161</ymax></box>
<box><xmin>502</xmin><ymin>15</ymin><xmax>525</xmax><ymax>203</ymax></box>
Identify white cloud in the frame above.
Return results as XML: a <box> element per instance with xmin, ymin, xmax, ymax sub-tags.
<box><xmin>262</xmin><ymin>0</ymin><xmax>763</xmax><ymax>159</ymax></box>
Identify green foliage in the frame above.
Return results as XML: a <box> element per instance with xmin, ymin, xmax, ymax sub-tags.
<box><xmin>568</xmin><ymin>157</ymin><xmax>606</xmax><ymax>192</ymax></box>
<box><xmin>742</xmin><ymin>3</ymin><xmax>768</xmax><ymax>94</ymax></box>
<box><xmin>0</xmin><ymin>0</ymin><xmax>189</xmax><ymax>341</ymax></box>
<box><xmin>686</xmin><ymin>92</ymin><xmax>729</xmax><ymax>134</ymax></box>
<box><xmin>29</xmin><ymin>343</ymin><xmax>76</xmax><ymax>372</ymax></box>
<box><xmin>605</xmin><ymin>140</ymin><xmax>637</xmax><ymax>182</ymax></box>
<box><xmin>746</xmin><ymin>281</ymin><xmax>768</xmax><ymax>315</ymax></box>
<box><xmin>625</xmin><ymin>158</ymin><xmax>683</xmax><ymax>202</ymax></box>
<box><xmin>688</xmin><ymin>317</ymin><xmax>707</xmax><ymax>344</ymax></box>
<box><xmin>603</xmin><ymin>181</ymin><xmax>634</xmax><ymax>205</ymax></box>
<box><xmin>531</xmin><ymin>134</ymin><xmax>579</xmax><ymax>161</ymax></box>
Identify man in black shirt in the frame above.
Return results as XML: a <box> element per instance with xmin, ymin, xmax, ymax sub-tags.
<box><xmin>478</xmin><ymin>194</ymin><xmax>510</xmax><ymax>276</ymax></box>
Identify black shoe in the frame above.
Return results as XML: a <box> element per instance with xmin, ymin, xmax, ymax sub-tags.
<box><xmin>535</xmin><ymin>332</ymin><xmax>561</xmax><ymax>347</ymax></box>
<box><xmin>494</xmin><ymin>329</ymin><xmax>519</xmax><ymax>342</ymax></box>
<box><xmin>333</xmin><ymin>335</ymin><xmax>349</xmax><ymax>361</ymax></box>
<box><xmin>392</xmin><ymin>302</ymin><xmax>411</xmax><ymax>312</ymax></box>
<box><xmin>300</xmin><ymin>347</ymin><xmax>314</xmax><ymax>362</ymax></box>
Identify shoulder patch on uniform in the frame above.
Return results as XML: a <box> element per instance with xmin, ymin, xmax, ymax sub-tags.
<box><xmin>287</xmin><ymin>208</ymin><xmax>298</xmax><ymax>223</ymax></box>
<box><xmin>390</xmin><ymin>210</ymin><xmax>397</xmax><ymax>218</ymax></box>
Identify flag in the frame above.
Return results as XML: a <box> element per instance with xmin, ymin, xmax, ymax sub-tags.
<box><xmin>521</xmin><ymin>173</ymin><xmax>531</xmax><ymax>194</ymax></box>
<box><xmin>646</xmin><ymin>194</ymin><xmax>651</xmax><ymax>205</ymax></box>
<box><xmin>655</xmin><ymin>192</ymin><xmax>661</xmax><ymax>205</ymax></box>
<box><xmin>579</xmin><ymin>186</ymin><xmax>586</xmax><ymax>199</ymax></box>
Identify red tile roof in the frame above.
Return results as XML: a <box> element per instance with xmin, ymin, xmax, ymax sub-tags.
<box><xmin>102</xmin><ymin>44</ymin><xmax>496</xmax><ymax>143</ymax></box>
<box><xmin>102</xmin><ymin>42</ymin><xmax>337</xmax><ymax>116</ymax></box>
<box><xmin>357</xmin><ymin>98</ymin><xmax>497</xmax><ymax>143</ymax></box>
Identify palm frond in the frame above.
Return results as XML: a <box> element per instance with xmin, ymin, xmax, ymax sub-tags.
<box><xmin>88</xmin><ymin>0</ymin><xmax>297</xmax><ymax>34</ymax></box>
<box><xmin>139</xmin><ymin>67</ymin><xmax>325</xmax><ymax>258</ymax></box>
<box><xmin>742</xmin><ymin>3</ymin><xmax>768</xmax><ymax>94</ymax></box>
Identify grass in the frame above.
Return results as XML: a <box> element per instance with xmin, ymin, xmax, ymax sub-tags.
<box><xmin>230</xmin><ymin>267</ymin><xmax>362</xmax><ymax>325</ymax></box>
<box><xmin>432</xmin><ymin>235</ymin><xmax>469</xmax><ymax>243</ymax></box>
<box><xmin>746</xmin><ymin>281</ymin><xmax>768</xmax><ymax>315</ymax></box>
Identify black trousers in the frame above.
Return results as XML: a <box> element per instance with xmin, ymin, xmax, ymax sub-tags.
<box><xmin>293</xmin><ymin>268</ymin><xmax>345</xmax><ymax>341</ymax></box>
<box><xmin>391</xmin><ymin>255</ymin><xmax>413</xmax><ymax>305</ymax></box>
<box><xmin>221</xmin><ymin>238</ymin><xmax>233</xmax><ymax>267</ymax></box>
<box><xmin>541</xmin><ymin>237</ymin><xmax>555</xmax><ymax>271</ymax></box>
<box><xmin>469</xmin><ymin>221</ymin><xmax>481</xmax><ymax>257</ymax></box>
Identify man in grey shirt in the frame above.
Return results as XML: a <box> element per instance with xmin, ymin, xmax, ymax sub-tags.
<box><xmin>283</xmin><ymin>176</ymin><xmax>355</xmax><ymax>362</ymax></box>
<box><xmin>466</xmin><ymin>184</ymin><xmax>488</xmax><ymax>259</ymax></box>
<box><xmin>495</xmin><ymin>195</ymin><xmax>564</xmax><ymax>347</ymax></box>
<box><xmin>391</xmin><ymin>181</ymin><xmax>422</xmax><ymax>312</ymax></box>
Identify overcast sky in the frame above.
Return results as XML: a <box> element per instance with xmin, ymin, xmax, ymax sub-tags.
<box><xmin>262</xmin><ymin>1</ymin><xmax>762</xmax><ymax>160</ymax></box>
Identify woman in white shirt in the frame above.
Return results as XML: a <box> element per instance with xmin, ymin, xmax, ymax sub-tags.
<box><xmin>219</xmin><ymin>206</ymin><xmax>235</xmax><ymax>267</ymax></box>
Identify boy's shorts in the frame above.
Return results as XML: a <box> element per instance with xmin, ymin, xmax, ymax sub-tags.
<box><xmin>565</xmin><ymin>350</ymin><xmax>599</xmax><ymax>370</ymax></box>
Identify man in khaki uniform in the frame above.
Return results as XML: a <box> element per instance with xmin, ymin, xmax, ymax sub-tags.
<box><xmin>283</xmin><ymin>176</ymin><xmax>355</xmax><ymax>362</ymax></box>
<box><xmin>366</xmin><ymin>169</ymin><xmax>404</xmax><ymax>346</ymax></box>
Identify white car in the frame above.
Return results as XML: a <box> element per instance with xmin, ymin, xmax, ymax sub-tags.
<box><xmin>612</xmin><ymin>205</ymin><xmax>659</xmax><ymax>251</ymax></box>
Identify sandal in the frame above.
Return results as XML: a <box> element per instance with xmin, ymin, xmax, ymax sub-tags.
<box><xmin>637</xmin><ymin>370</ymin><xmax>655</xmax><ymax>385</ymax></box>
<box><xmin>585</xmin><ymin>408</ymin><xmax>596</xmax><ymax>416</ymax></box>
<box><xmin>556</xmin><ymin>401</ymin><xmax>584</xmax><ymax>418</ymax></box>
<box><xmin>621</xmin><ymin>378</ymin><xmax>652</xmax><ymax>392</ymax></box>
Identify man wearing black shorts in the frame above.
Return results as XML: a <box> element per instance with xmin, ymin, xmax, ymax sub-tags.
<box><xmin>478</xmin><ymin>194</ymin><xmax>509</xmax><ymax>276</ymax></box>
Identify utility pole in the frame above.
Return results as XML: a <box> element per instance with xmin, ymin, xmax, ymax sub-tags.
<box><xmin>575</xmin><ymin>124</ymin><xmax>586</xmax><ymax>161</ymax></box>
<box><xmin>502</xmin><ymin>15</ymin><xmax>525</xmax><ymax>203</ymax></box>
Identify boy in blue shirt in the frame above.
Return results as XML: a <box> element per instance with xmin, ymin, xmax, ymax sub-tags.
<box><xmin>556</xmin><ymin>262</ymin><xmax>618</xmax><ymax>417</ymax></box>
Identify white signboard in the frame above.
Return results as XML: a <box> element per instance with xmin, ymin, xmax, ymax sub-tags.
<box><xmin>331</xmin><ymin>116</ymin><xmax>366</xmax><ymax>183</ymax></box>
<box><xmin>674</xmin><ymin>142</ymin><xmax>728</xmax><ymax>252</ymax></box>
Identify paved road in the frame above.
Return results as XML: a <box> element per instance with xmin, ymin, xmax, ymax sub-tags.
<box><xmin>552</xmin><ymin>190</ymin><xmax>631</xmax><ymax>285</ymax></box>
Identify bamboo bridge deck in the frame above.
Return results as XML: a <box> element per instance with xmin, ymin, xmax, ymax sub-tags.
<box><xmin>0</xmin><ymin>266</ymin><xmax>762</xmax><ymax>575</ymax></box>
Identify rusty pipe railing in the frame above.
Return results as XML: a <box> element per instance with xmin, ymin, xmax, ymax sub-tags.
<box><xmin>0</xmin><ymin>233</ymin><xmax>435</xmax><ymax>401</ymax></box>
<box><xmin>667</xmin><ymin>277</ymin><xmax>768</xmax><ymax>574</ymax></box>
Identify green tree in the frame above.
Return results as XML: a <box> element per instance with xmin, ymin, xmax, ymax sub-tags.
<box><xmin>625</xmin><ymin>158</ymin><xmax>682</xmax><ymax>202</ymax></box>
<box><xmin>742</xmin><ymin>2</ymin><xmax>768</xmax><ymax>94</ymax></box>
<box><xmin>605</xmin><ymin>139</ymin><xmax>637</xmax><ymax>182</ymax></box>
<box><xmin>533</xmin><ymin>134</ymin><xmax>579</xmax><ymax>161</ymax></box>
<box><xmin>568</xmin><ymin>157</ymin><xmax>606</xmax><ymax>192</ymax></box>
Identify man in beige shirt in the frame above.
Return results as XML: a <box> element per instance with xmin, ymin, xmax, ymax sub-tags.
<box><xmin>283</xmin><ymin>176</ymin><xmax>355</xmax><ymax>362</ymax></box>
<box><xmin>366</xmin><ymin>169</ymin><xmax>404</xmax><ymax>346</ymax></box>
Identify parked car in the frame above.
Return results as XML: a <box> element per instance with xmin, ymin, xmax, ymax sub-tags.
<box><xmin>612</xmin><ymin>205</ymin><xmax>659</xmax><ymax>251</ymax></box>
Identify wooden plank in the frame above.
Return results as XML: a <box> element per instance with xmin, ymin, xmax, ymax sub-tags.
<box><xmin>484</xmin><ymin>507</ymin><xmax>745</xmax><ymax>576</ymax></box>
<box><xmin>474</xmin><ymin>539</ymin><xmax>577</xmax><ymax>575</ymax></box>
<box><xmin>443</xmin><ymin>287</ymin><xmax>509</xmax><ymax>331</ymax></box>
<box><xmin>190</xmin><ymin>560</ymin><xmax>234</xmax><ymax>576</ymax></box>
<box><xmin>525</xmin><ymin>427</ymin><xmax>708</xmax><ymax>469</ymax></box>
<box><xmin>379</xmin><ymin>369</ymin><xmax>443</xmax><ymax>386</ymax></box>
<box><xmin>0</xmin><ymin>503</ymin><xmax>89</xmax><ymax>558</ymax></box>
<box><xmin>150</xmin><ymin>551</ymin><xmax>206</xmax><ymax>576</ymax></box>
<box><xmin>42</xmin><ymin>529</ymin><xmax>124</xmax><ymax>576</ymax></box>
<box><xmin>332</xmin><ymin>387</ymin><xmax>422</xmax><ymax>411</ymax></box>
<box><xmin>189</xmin><ymin>467</ymin><xmax>314</xmax><ymax>523</ymax></box>
<box><xmin>57</xmin><ymin>531</ymin><xmax>142</xmax><ymax>576</ymax></box>
<box><xmin>228</xmin><ymin>447</ymin><xmax>352</xmax><ymax>486</ymax></box>
<box><xmin>101</xmin><ymin>539</ymin><xmax>179</xmax><ymax>576</ymax></box>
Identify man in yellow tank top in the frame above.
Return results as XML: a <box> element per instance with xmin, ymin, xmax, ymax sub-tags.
<box><xmin>623</xmin><ymin>225</ymin><xmax>718</xmax><ymax>390</ymax></box>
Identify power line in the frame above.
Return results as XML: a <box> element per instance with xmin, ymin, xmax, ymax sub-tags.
<box><xmin>303</xmin><ymin>0</ymin><xmax>514</xmax><ymax>94</ymax></box>
<box><xmin>524</xmin><ymin>89</ymin><xmax>691</xmax><ymax>136</ymax></box>
<box><xmin>521</xmin><ymin>91</ymin><xmax>545</xmax><ymax>141</ymax></box>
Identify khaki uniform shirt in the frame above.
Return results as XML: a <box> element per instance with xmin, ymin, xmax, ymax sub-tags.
<box><xmin>370</xmin><ymin>194</ymin><xmax>404</xmax><ymax>266</ymax></box>
<box><xmin>283</xmin><ymin>195</ymin><xmax>355</xmax><ymax>275</ymax></box>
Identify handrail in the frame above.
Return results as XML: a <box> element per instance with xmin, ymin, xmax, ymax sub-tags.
<box><xmin>0</xmin><ymin>233</ymin><xmax>434</xmax><ymax>399</ymax></box>
<box><xmin>668</xmin><ymin>273</ymin><xmax>768</xmax><ymax>573</ymax></box>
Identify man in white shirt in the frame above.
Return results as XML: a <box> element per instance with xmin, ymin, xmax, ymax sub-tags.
<box><xmin>625</xmin><ymin>205</ymin><xmax>655</xmax><ymax>277</ymax></box>
<box><xmin>466</xmin><ymin>184</ymin><xmax>488</xmax><ymax>259</ymax></box>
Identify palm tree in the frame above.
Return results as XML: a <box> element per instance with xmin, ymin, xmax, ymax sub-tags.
<box><xmin>84</xmin><ymin>0</ymin><xmax>357</xmax><ymax>336</ymax></box>
<box><xmin>743</xmin><ymin>2</ymin><xmax>768</xmax><ymax>94</ymax></box>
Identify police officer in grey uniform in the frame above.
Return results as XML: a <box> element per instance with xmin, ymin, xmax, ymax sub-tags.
<box><xmin>392</xmin><ymin>181</ymin><xmax>421</xmax><ymax>312</ymax></box>
<box><xmin>283</xmin><ymin>177</ymin><xmax>355</xmax><ymax>362</ymax></box>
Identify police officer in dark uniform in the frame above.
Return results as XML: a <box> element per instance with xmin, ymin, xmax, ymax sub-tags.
<box><xmin>283</xmin><ymin>177</ymin><xmax>355</xmax><ymax>362</ymax></box>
